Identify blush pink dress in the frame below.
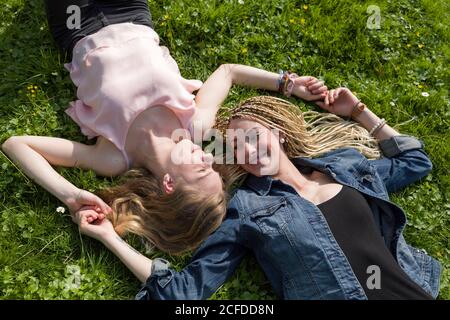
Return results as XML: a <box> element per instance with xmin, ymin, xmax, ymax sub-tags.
<box><xmin>64</xmin><ymin>23</ymin><xmax>202</xmax><ymax>168</ymax></box>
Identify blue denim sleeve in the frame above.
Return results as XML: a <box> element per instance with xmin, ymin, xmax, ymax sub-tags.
<box><xmin>135</xmin><ymin>201</ymin><xmax>247</xmax><ymax>300</ymax></box>
<box><xmin>368</xmin><ymin>135</ymin><xmax>433</xmax><ymax>192</ymax></box>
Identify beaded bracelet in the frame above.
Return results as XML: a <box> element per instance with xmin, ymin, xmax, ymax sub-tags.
<box><xmin>369</xmin><ymin>118</ymin><xmax>387</xmax><ymax>136</ymax></box>
<box><xmin>277</xmin><ymin>70</ymin><xmax>299</xmax><ymax>97</ymax></box>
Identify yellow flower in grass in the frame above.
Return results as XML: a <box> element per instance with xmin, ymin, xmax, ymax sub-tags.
<box><xmin>416</xmin><ymin>32</ymin><xmax>420</xmax><ymax>37</ymax></box>
<box><xmin>418</xmin><ymin>44</ymin><xmax>424</xmax><ymax>49</ymax></box>
<box><xmin>164</xmin><ymin>14</ymin><xmax>170</xmax><ymax>20</ymax></box>
<box><xmin>406</xmin><ymin>43</ymin><xmax>411</xmax><ymax>48</ymax></box>
<box><xmin>417</xmin><ymin>84</ymin><xmax>424</xmax><ymax>89</ymax></box>
<box><xmin>241</xmin><ymin>48</ymin><xmax>248</xmax><ymax>54</ymax></box>
<box><xmin>303</xmin><ymin>4</ymin><xmax>309</xmax><ymax>10</ymax></box>
<box><xmin>289</xmin><ymin>18</ymin><xmax>295</xmax><ymax>24</ymax></box>
<box><xmin>300</xmin><ymin>18</ymin><xmax>306</xmax><ymax>25</ymax></box>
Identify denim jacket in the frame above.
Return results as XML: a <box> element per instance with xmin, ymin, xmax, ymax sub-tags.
<box><xmin>136</xmin><ymin>135</ymin><xmax>441</xmax><ymax>300</ymax></box>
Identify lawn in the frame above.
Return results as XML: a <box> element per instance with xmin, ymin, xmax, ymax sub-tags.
<box><xmin>0</xmin><ymin>0</ymin><xmax>448</xmax><ymax>299</ymax></box>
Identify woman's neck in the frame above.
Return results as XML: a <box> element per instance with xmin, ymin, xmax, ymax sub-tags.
<box><xmin>126</xmin><ymin>106</ymin><xmax>182</xmax><ymax>175</ymax></box>
<box><xmin>272</xmin><ymin>154</ymin><xmax>310</xmax><ymax>191</ymax></box>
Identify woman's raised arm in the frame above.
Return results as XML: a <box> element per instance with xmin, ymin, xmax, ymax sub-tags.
<box><xmin>193</xmin><ymin>64</ymin><xmax>327</xmax><ymax>132</ymax></box>
<box><xmin>1</xmin><ymin>136</ymin><xmax>123</xmax><ymax>213</ymax></box>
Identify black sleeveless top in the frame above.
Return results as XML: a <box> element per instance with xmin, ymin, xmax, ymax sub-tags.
<box><xmin>317</xmin><ymin>184</ymin><xmax>433</xmax><ymax>300</ymax></box>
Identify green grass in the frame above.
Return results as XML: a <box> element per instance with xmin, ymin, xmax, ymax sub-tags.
<box><xmin>0</xmin><ymin>0</ymin><xmax>448</xmax><ymax>299</ymax></box>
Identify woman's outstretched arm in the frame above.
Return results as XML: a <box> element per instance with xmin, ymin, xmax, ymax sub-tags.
<box><xmin>73</xmin><ymin>207</ymin><xmax>153</xmax><ymax>283</ymax></box>
<box><xmin>193</xmin><ymin>64</ymin><xmax>327</xmax><ymax>132</ymax></box>
<box><xmin>1</xmin><ymin>136</ymin><xmax>124</xmax><ymax>213</ymax></box>
<box><xmin>74</xmin><ymin>202</ymin><xmax>246</xmax><ymax>299</ymax></box>
<box><xmin>317</xmin><ymin>88</ymin><xmax>433</xmax><ymax>192</ymax></box>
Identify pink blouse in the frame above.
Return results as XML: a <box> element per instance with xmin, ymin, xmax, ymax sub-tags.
<box><xmin>64</xmin><ymin>23</ymin><xmax>202</xmax><ymax>168</ymax></box>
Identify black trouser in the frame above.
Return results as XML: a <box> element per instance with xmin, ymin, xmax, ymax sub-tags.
<box><xmin>45</xmin><ymin>0</ymin><xmax>153</xmax><ymax>59</ymax></box>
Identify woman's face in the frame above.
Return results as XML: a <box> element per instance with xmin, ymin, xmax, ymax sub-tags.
<box><xmin>168</xmin><ymin>138</ymin><xmax>223</xmax><ymax>194</ymax></box>
<box><xmin>228</xmin><ymin>118</ymin><xmax>283</xmax><ymax>176</ymax></box>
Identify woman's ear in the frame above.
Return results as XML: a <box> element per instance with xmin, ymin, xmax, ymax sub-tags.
<box><xmin>162</xmin><ymin>173</ymin><xmax>175</xmax><ymax>194</ymax></box>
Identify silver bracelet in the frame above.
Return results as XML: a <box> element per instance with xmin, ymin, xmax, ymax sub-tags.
<box><xmin>369</xmin><ymin>118</ymin><xmax>386</xmax><ymax>136</ymax></box>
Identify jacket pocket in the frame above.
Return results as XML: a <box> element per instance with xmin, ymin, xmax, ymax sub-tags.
<box><xmin>351</xmin><ymin>157</ymin><xmax>386</xmax><ymax>195</ymax></box>
<box><xmin>249</xmin><ymin>199</ymin><xmax>288</xmax><ymax>235</ymax></box>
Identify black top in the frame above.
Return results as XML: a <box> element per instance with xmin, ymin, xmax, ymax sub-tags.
<box><xmin>317</xmin><ymin>184</ymin><xmax>432</xmax><ymax>300</ymax></box>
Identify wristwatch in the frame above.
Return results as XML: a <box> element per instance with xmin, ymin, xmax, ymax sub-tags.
<box><xmin>351</xmin><ymin>102</ymin><xmax>366</xmax><ymax>120</ymax></box>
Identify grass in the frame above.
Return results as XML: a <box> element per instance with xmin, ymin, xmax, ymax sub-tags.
<box><xmin>0</xmin><ymin>0</ymin><xmax>448</xmax><ymax>300</ymax></box>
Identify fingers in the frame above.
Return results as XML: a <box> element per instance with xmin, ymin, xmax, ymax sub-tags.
<box><xmin>84</xmin><ymin>210</ymin><xmax>99</xmax><ymax>224</ymax></box>
<box><xmin>96</xmin><ymin>197</ymin><xmax>112</xmax><ymax>215</ymax></box>
<box><xmin>307</xmin><ymin>80</ymin><xmax>324</xmax><ymax>92</ymax></box>
<box><xmin>328</xmin><ymin>89</ymin><xmax>335</xmax><ymax>104</ymax></box>
<box><xmin>74</xmin><ymin>207</ymin><xmax>104</xmax><ymax>226</ymax></box>
<box><xmin>308</xmin><ymin>93</ymin><xmax>327</xmax><ymax>101</ymax></box>
<box><xmin>88</xmin><ymin>194</ymin><xmax>112</xmax><ymax>215</ymax></box>
<box><xmin>324</xmin><ymin>91</ymin><xmax>330</xmax><ymax>106</ymax></box>
<box><xmin>296</xmin><ymin>76</ymin><xmax>315</xmax><ymax>85</ymax></box>
<box><xmin>316</xmin><ymin>101</ymin><xmax>330</xmax><ymax>111</ymax></box>
<box><xmin>312</xmin><ymin>85</ymin><xmax>327</xmax><ymax>95</ymax></box>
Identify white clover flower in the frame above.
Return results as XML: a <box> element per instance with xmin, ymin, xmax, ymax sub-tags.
<box><xmin>421</xmin><ymin>92</ymin><xmax>429</xmax><ymax>97</ymax></box>
<box><xmin>390</xmin><ymin>101</ymin><xmax>395</xmax><ymax>106</ymax></box>
<box><xmin>56</xmin><ymin>206</ymin><xmax>66</xmax><ymax>213</ymax></box>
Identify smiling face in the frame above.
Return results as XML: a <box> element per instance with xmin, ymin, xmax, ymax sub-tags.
<box><xmin>165</xmin><ymin>138</ymin><xmax>223</xmax><ymax>194</ymax></box>
<box><xmin>228</xmin><ymin>118</ymin><xmax>284</xmax><ymax>176</ymax></box>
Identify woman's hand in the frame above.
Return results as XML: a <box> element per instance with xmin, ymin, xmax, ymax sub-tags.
<box><xmin>315</xmin><ymin>87</ymin><xmax>360</xmax><ymax>117</ymax></box>
<box><xmin>292</xmin><ymin>76</ymin><xmax>328</xmax><ymax>101</ymax></box>
<box><xmin>65</xmin><ymin>189</ymin><xmax>112</xmax><ymax>216</ymax></box>
<box><xmin>72</xmin><ymin>205</ymin><xmax>116</xmax><ymax>242</ymax></box>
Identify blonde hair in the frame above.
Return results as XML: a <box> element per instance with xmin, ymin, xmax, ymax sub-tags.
<box><xmin>97</xmin><ymin>169</ymin><xmax>227</xmax><ymax>255</ymax></box>
<box><xmin>215</xmin><ymin>95</ymin><xmax>381</xmax><ymax>187</ymax></box>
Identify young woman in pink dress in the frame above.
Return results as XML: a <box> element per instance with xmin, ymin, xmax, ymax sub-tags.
<box><xmin>2</xmin><ymin>0</ymin><xmax>327</xmax><ymax>255</ymax></box>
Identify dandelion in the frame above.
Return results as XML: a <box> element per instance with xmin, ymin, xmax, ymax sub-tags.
<box><xmin>421</xmin><ymin>92</ymin><xmax>429</xmax><ymax>97</ymax></box>
<box><xmin>300</xmin><ymin>18</ymin><xmax>306</xmax><ymax>25</ymax></box>
<box><xmin>303</xmin><ymin>4</ymin><xmax>309</xmax><ymax>10</ymax></box>
<box><xmin>163</xmin><ymin>14</ymin><xmax>170</xmax><ymax>20</ymax></box>
<box><xmin>56</xmin><ymin>206</ymin><xmax>66</xmax><ymax>213</ymax></box>
<box><xmin>241</xmin><ymin>48</ymin><xmax>248</xmax><ymax>54</ymax></box>
<box><xmin>418</xmin><ymin>44</ymin><xmax>424</xmax><ymax>49</ymax></box>
<box><xmin>289</xmin><ymin>18</ymin><xmax>295</xmax><ymax>24</ymax></box>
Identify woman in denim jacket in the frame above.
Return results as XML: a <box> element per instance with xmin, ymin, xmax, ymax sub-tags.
<box><xmin>73</xmin><ymin>72</ymin><xmax>441</xmax><ymax>299</ymax></box>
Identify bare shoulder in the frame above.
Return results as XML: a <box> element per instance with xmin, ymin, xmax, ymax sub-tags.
<box><xmin>92</xmin><ymin>137</ymin><xmax>128</xmax><ymax>176</ymax></box>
